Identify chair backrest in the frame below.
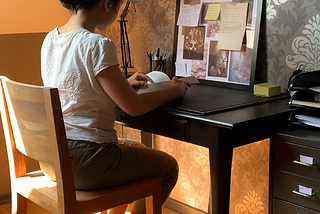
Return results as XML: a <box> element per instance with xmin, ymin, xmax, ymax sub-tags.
<box><xmin>0</xmin><ymin>77</ymin><xmax>77</xmax><ymax>212</ymax></box>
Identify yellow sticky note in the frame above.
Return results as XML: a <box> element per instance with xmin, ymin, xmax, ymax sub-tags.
<box><xmin>205</xmin><ymin>4</ymin><xmax>220</xmax><ymax>20</ymax></box>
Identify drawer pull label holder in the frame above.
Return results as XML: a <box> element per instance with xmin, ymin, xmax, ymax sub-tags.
<box><xmin>292</xmin><ymin>185</ymin><xmax>318</xmax><ymax>197</ymax></box>
<box><xmin>293</xmin><ymin>155</ymin><xmax>316</xmax><ymax>167</ymax></box>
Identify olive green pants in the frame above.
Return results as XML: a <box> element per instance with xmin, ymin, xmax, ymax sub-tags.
<box><xmin>67</xmin><ymin>138</ymin><xmax>179</xmax><ymax>214</ymax></box>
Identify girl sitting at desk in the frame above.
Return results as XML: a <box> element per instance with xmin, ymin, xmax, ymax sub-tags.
<box><xmin>40</xmin><ymin>0</ymin><xmax>191</xmax><ymax>213</ymax></box>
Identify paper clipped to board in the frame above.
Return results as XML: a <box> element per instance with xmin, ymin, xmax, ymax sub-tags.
<box><xmin>175</xmin><ymin>62</ymin><xmax>187</xmax><ymax>77</ymax></box>
<box><xmin>177</xmin><ymin>4</ymin><xmax>202</xmax><ymax>27</ymax></box>
<box><xmin>218</xmin><ymin>2</ymin><xmax>248</xmax><ymax>51</ymax></box>
<box><xmin>137</xmin><ymin>71</ymin><xmax>199</xmax><ymax>94</ymax></box>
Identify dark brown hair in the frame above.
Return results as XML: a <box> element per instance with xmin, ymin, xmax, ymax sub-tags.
<box><xmin>59</xmin><ymin>0</ymin><xmax>108</xmax><ymax>12</ymax></box>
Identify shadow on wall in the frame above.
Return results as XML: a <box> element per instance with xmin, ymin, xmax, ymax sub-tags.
<box><xmin>0</xmin><ymin>33</ymin><xmax>47</xmax><ymax>196</ymax></box>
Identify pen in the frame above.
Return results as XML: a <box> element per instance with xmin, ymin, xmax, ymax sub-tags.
<box><xmin>157</xmin><ymin>48</ymin><xmax>160</xmax><ymax>59</ymax></box>
<box><xmin>146</xmin><ymin>52</ymin><xmax>152</xmax><ymax>60</ymax></box>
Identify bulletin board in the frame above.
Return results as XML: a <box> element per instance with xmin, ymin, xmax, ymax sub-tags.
<box><xmin>173</xmin><ymin>0</ymin><xmax>263</xmax><ymax>91</ymax></box>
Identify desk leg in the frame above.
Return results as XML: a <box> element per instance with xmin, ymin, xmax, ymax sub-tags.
<box><xmin>208</xmin><ymin>127</ymin><xmax>233</xmax><ymax>214</ymax></box>
<box><xmin>141</xmin><ymin>131</ymin><xmax>153</xmax><ymax>148</ymax></box>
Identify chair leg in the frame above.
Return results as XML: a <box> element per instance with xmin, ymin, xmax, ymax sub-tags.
<box><xmin>146</xmin><ymin>195</ymin><xmax>162</xmax><ymax>214</ymax></box>
<box><xmin>145</xmin><ymin>196</ymin><xmax>153</xmax><ymax>214</ymax></box>
<box><xmin>150</xmin><ymin>179</ymin><xmax>162</xmax><ymax>214</ymax></box>
<box><xmin>103</xmin><ymin>204</ymin><xmax>128</xmax><ymax>214</ymax></box>
<box><xmin>14</xmin><ymin>194</ymin><xmax>28</xmax><ymax>214</ymax></box>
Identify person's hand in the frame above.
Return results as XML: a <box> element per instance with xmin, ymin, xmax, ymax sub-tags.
<box><xmin>171</xmin><ymin>76</ymin><xmax>191</xmax><ymax>97</ymax></box>
<box><xmin>127</xmin><ymin>72</ymin><xmax>154</xmax><ymax>91</ymax></box>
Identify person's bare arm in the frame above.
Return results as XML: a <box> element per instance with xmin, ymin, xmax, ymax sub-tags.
<box><xmin>96</xmin><ymin>65</ymin><xmax>190</xmax><ymax>117</ymax></box>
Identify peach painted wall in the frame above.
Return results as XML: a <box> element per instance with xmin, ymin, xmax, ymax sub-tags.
<box><xmin>0</xmin><ymin>0</ymin><xmax>69</xmax><ymax>34</ymax></box>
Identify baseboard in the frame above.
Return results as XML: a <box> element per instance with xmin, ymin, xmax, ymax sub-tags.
<box><xmin>164</xmin><ymin>198</ymin><xmax>207</xmax><ymax>214</ymax></box>
<box><xmin>0</xmin><ymin>192</ymin><xmax>10</xmax><ymax>205</ymax></box>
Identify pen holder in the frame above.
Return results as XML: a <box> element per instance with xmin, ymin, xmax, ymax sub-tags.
<box><xmin>150</xmin><ymin>59</ymin><xmax>166</xmax><ymax>73</ymax></box>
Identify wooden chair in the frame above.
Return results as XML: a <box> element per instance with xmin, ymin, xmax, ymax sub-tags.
<box><xmin>0</xmin><ymin>76</ymin><xmax>162</xmax><ymax>214</ymax></box>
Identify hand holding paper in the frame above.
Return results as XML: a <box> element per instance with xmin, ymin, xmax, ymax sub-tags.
<box><xmin>137</xmin><ymin>71</ymin><xmax>199</xmax><ymax>94</ymax></box>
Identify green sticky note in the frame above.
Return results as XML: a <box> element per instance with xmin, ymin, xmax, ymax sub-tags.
<box><xmin>205</xmin><ymin>4</ymin><xmax>220</xmax><ymax>20</ymax></box>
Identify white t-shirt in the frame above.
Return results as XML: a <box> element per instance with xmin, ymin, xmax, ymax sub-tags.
<box><xmin>41</xmin><ymin>28</ymin><xmax>119</xmax><ymax>143</ymax></box>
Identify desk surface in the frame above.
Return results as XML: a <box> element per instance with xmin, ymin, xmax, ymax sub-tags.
<box><xmin>151</xmin><ymin>84</ymin><xmax>291</xmax><ymax>129</ymax></box>
<box><xmin>175</xmin><ymin>84</ymin><xmax>288</xmax><ymax>115</ymax></box>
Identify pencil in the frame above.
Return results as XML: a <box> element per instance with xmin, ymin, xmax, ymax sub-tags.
<box><xmin>155</xmin><ymin>64</ymin><xmax>162</xmax><ymax>71</ymax></box>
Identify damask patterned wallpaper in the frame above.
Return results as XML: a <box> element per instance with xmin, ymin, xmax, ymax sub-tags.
<box><xmin>109</xmin><ymin>1</ymin><xmax>320</xmax><ymax>214</ymax></box>
<box><xmin>264</xmin><ymin>0</ymin><xmax>320</xmax><ymax>92</ymax></box>
<box><xmin>101</xmin><ymin>0</ymin><xmax>177</xmax><ymax>77</ymax></box>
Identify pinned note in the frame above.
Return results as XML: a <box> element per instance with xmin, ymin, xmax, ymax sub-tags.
<box><xmin>218</xmin><ymin>2</ymin><xmax>248</xmax><ymax>51</ymax></box>
<box><xmin>175</xmin><ymin>62</ymin><xmax>188</xmax><ymax>76</ymax></box>
<box><xmin>177</xmin><ymin>4</ymin><xmax>202</xmax><ymax>27</ymax></box>
<box><xmin>205</xmin><ymin>4</ymin><xmax>221</xmax><ymax>21</ymax></box>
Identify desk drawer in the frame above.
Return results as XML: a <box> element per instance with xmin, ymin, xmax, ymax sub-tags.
<box><xmin>116</xmin><ymin>109</ymin><xmax>190</xmax><ymax>142</ymax></box>
<box><xmin>274</xmin><ymin>140</ymin><xmax>320</xmax><ymax>180</ymax></box>
<box><xmin>273</xmin><ymin>199</ymin><xmax>320</xmax><ymax>214</ymax></box>
<box><xmin>273</xmin><ymin>170</ymin><xmax>320</xmax><ymax>211</ymax></box>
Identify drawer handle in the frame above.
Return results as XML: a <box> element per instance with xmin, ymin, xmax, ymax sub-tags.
<box><xmin>292</xmin><ymin>188</ymin><xmax>318</xmax><ymax>197</ymax></box>
<box><xmin>293</xmin><ymin>160</ymin><xmax>315</xmax><ymax>167</ymax></box>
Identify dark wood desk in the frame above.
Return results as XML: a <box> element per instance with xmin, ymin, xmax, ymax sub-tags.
<box><xmin>115</xmin><ymin>84</ymin><xmax>293</xmax><ymax>214</ymax></box>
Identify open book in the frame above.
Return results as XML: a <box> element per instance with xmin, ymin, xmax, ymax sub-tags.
<box><xmin>137</xmin><ymin>71</ymin><xmax>199</xmax><ymax>94</ymax></box>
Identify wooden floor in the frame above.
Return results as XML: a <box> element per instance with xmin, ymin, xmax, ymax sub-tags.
<box><xmin>0</xmin><ymin>201</ymin><xmax>180</xmax><ymax>214</ymax></box>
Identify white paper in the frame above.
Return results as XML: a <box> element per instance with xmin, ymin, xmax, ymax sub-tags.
<box><xmin>179</xmin><ymin>76</ymin><xmax>200</xmax><ymax>84</ymax></box>
<box><xmin>309</xmin><ymin>86</ymin><xmax>320</xmax><ymax>93</ymax></box>
<box><xmin>175</xmin><ymin>62</ymin><xmax>188</xmax><ymax>76</ymax></box>
<box><xmin>177</xmin><ymin>4</ymin><xmax>202</xmax><ymax>27</ymax></box>
<box><xmin>295</xmin><ymin>114</ymin><xmax>320</xmax><ymax>128</ymax></box>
